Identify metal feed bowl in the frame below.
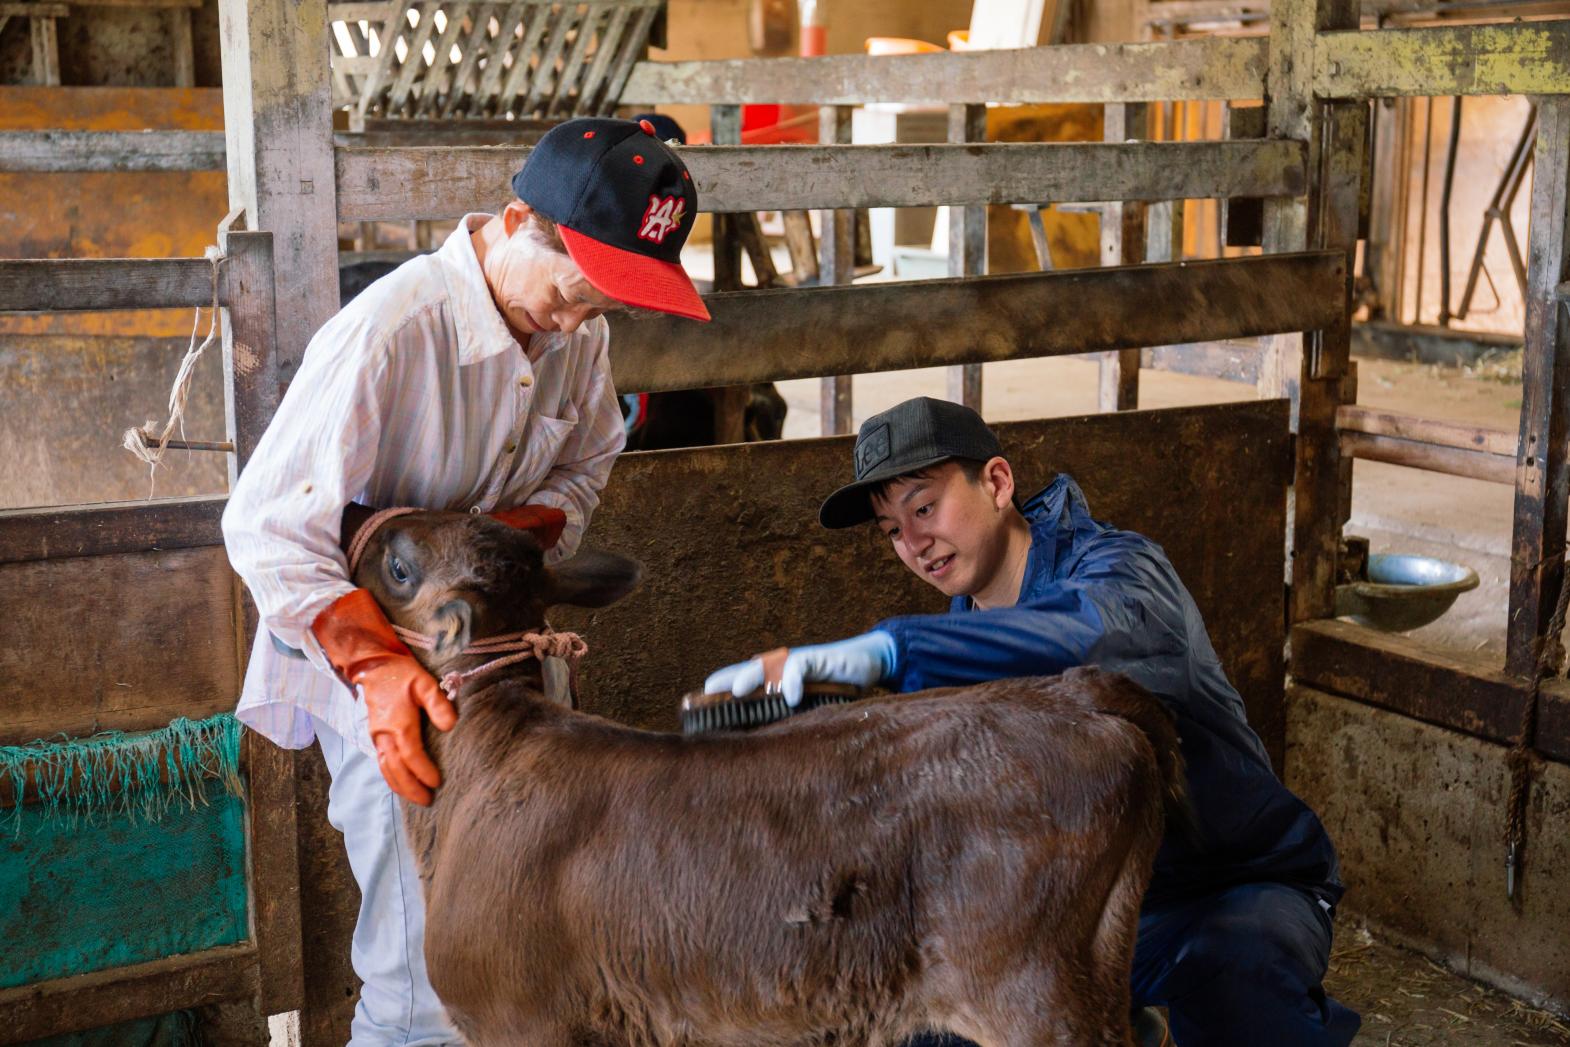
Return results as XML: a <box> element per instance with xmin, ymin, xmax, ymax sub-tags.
<box><xmin>1334</xmin><ymin>553</ymin><xmax>1480</xmax><ymax>632</ymax></box>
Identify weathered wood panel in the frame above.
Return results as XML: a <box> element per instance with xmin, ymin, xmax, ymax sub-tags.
<box><xmin>619</xmin><ymin>36</ymin><xmax>1269</xmax><ymax>105</ymax></box>
<box><xmin>1316</xmin><ymin>22</ymin><xmax>1570</xmax><ymax>98</ymax></box>
<box><xmin>560</xmin><ymin>400</ymin><xmax>1292</xmax><ymax>759</ymax></box>
<box><xmin>0</xmin><ymin>546</ymin><xmax>240</xmax><ymax>745</ymax></box>
<box><xmin>0</xmin><ymin>131</ymin><xmax>226</xmax><ymax>172</ymax></box>
<box><xmin>1292</xmin><ymin>620</ymin><xmax>1570</xmax><ymax>763</ymax></box>
<box><xmin>0</xmin><ymin>944</ymin><xmax>258</xmax><ymax>1046</ymax></box>
<box><xmin>334</xmin><ymin>139</ymin><xmax>1307</xmax><ymax>221</ymax></box>
<box><xmin>0</xmin><ymin>497</ymin><xmax>225</xmax><ymax>565</ymax></box>
<box><xmin>0</xmin><ymin>258</ymin><xmax>227</xmax><ymax>312</ymax></box>
<box><xmin>606</xmin><ymin>253</ymin><xmax>1347</xmax><ymax>394</ymax></box>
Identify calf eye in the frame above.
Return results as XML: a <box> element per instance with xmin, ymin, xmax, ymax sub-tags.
<box><xmin>389</xmin><ymin>556</ymin><xmax>411</xmax><ymax>584</ymax></box>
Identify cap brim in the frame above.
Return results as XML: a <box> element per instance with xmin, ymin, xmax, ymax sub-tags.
<box><xmin>560</xmin><ymin>226</ymin><xmax>711</xmax><ymax>322</ymax></box>
<box><xmin>818</xmin><ymin>453</ymin><xmax>954</xmax><ymax>529</ymax></box>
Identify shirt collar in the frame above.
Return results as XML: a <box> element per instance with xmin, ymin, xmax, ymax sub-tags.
<box><xmin>439</xmin><ymin>213</ymin><xmax>530</xmax><ymax>366</ymax></box>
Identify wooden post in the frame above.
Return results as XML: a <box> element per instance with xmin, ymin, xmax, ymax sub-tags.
<box><xmin>709</xmin><ymin>105</ymin><xmax>748</xmax><ymax>445</ymax></box>
<box><xmin>30</xmin><ymin>15</ymin><xmax>59</xmax><ymax>85</ymax></box>
<box><xmin>1263</xmin><ymin>0</ymin><xmax>1362</xmax><ymax>624</ymax></box>
<box><xmin>168</xmin><ymin>7</ymin><xmax>196</xmax><ymax>87</ymax></box>
<box><xmin>1099</xmin><ymin>103</ymin><xmax>1147</xmax><ymax>412</ymax></box>
<box><xmin>1506</xmin><ymin>97</ymin><xmax>1570</xmax><ymax>677</ymax></box>
<box><xmin>819</xmin><ymin>104</ymin><xmax>854</xmax><ymax>436</ymax></box>
<box><xmin>948</xmin><ymin>103</ymin><xmax>985</xmax><ymax>412</ymax></box>
<box><xmin>219</xmin><ymin>0</ymin><xmax>341</xmax><ymax>381</ymax></box>
<box><xmin>218</xmin><ymin>219</ymin><xmax>303</xmax><ymax>1017</ymax></box>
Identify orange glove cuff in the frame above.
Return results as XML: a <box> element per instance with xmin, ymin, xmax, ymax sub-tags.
<box><xmin>488</xmin><ymin>504</ymin><xmax>567</xmax><ymax>550</ymax></box>
<box><xmin>310</xmin><ymin>588</ymin><xmax>413</xmax><ymax>687</ymax></box>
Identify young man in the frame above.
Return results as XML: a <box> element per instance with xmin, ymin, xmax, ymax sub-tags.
<box><xmin>225</xmin><ymin>116</ymin><xmax>707</xmax><ymax>1046</ymax></box>
<box><xmin>706</xmin><ymin>396</ymin><xmax>1361</xmax><ymax>1047</ymax></box>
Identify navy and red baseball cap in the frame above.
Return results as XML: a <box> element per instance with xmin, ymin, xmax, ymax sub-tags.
<box><xmin>513</xmin><ymin>116</ymin><xmax>709</xmax><ymax>322</ymax></box>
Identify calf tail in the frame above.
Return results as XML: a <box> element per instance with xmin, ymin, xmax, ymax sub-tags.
<box><xmin>1082</xmin><ymin>669</ymin><xmax>1199</xmax><ymax>849</ymax></box>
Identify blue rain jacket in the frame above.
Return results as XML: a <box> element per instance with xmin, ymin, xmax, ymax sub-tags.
<box><xmin>876</xmin><ymin>475</ymin><xmax>1343</xmax><ymax>910</ymax></box>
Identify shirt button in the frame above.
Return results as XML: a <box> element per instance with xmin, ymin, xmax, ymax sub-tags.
<box><xmin>519</xmin><ymin>375</ymin><xmax>533</xmax><ymax>387</ymax></box>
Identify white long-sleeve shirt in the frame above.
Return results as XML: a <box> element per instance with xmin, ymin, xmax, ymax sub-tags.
<box><xmin>223</xmin><ymin>214</ymin><xmax>626</xmax><ymax>755</ymax></box>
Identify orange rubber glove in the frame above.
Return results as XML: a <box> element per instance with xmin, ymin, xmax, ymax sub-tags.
<box><xmin>311</xmin><ymin>588</ymin><xmax>458</xmax><ymax>806</ymax></box>
<box><xmin>488</xmin><ymin>504</ymin><xmax>567</xmax><ymax>550</ymax></box>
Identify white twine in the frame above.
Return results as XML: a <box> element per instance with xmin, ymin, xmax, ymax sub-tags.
<box><xmin>121</xmin><ymin>244</ymin><xmax>226</xmax><ymax>498</ymax></box>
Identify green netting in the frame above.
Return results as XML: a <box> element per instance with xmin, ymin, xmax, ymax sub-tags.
<box><xmin>0</xmin><ymin>715</ymin><xmax>248</xmax><ymax>990</ymax></box>
<box><xmin>19</xmin><ymin>1011</ymin><xmax>200</xmax><ymax>1047</ymax></box>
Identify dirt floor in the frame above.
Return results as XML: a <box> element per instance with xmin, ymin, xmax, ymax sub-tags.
<box><xmin>1329</xmin><ymin>924</ymin><xmax>1570</xmax><ymax>1045</ymax></box>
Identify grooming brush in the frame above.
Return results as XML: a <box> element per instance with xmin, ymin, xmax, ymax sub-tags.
<box><xmin>679</xmin><ymin>683</ymin><xmax>864</xmax><ymax>736</ymax></box>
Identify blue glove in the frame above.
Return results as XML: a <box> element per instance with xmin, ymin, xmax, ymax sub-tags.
<box><xmin>703</xmin><ymin>630</ymin><xmax>897</xmax><ymax>708</ymax></box>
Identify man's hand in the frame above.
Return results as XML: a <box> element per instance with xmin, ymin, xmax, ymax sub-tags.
<box><xmin>703</xmin><ymin>630</ymin><xmax>897</xmax><ymax>708</ymax></box>
<box><xmin>312</xmin><ymin>588</ymin><xmax>457</xmax><ymax>805</ymax></box>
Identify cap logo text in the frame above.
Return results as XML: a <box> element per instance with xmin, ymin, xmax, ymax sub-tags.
<box><xmin>856</xmin><ymin>424</ymin><xmax>891</xmax><ymax>478</ymax></box>
<box><xmin>637</xmin><ymin>194</ymin><xmax>686</xmax><ymax>244</ymax></box>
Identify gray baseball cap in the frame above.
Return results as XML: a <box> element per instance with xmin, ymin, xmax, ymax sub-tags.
<box><xmin>819</xmin><ymin>397</ymin><xmax>1004</xmax><ymax>529</ymax></box>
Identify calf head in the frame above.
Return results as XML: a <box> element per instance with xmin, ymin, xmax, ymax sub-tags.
<box><xmin>349</xmin><ymin>510</ymin><xmax>642</xmax><ymax>676</ymax></box>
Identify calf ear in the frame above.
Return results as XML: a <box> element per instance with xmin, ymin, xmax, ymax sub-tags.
<box><xmin>547</xmin><ymin>549</ymin><xmax>643</xmax><ymax>609</ymax></box>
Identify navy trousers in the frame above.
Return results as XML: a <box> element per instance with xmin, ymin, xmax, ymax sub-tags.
<box><xmin>903</xmin><ymin>882</ymin><xmax>1361</xmax><ymax>1047</ymax></box>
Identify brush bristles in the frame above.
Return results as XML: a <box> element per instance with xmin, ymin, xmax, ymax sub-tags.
<box><xmin>679</xmin><ymin>692</ymin><xmax>856</xmax><ymax>736</ymax></box>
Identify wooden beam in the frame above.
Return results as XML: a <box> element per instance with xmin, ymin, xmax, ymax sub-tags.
<box><xmin>1291</xmin><ymin>619</ymin><xmax>1570</xmax><ymax>763</ymax></box>
<box><xmin>1262</xmin><ymin>0</ymin><xmax>1362</xmax><ymax>624</ymax></box>
<box><xmin>947</xmin><ymin>103</ymin><xmax>986</xmax><ymax>413</ymax></box>
<box><xmin>335</xmin><ymin>138</ymin><xmax>1309</xmax><ymax>222</ymax></box>
<box><xmin>219</xmin><ymin>228</ymin><xmax>281</xmax><ymax>480</ymax></box>
<box><xmin>708</xmin><ymin>105</ymin><xmax>749</xmax><ymax>446</ymax></box>
<box><xmin>29</xmin><ymin>13</ymin><xmax>59</xmax><ymax>86</ymax></box>
<box><xmin>1507</xmin><ymin>96</ymin><xmax>1570</xmax><ymax>677</ymax></box>
<box><xmin>0</xmin><ymin>257</ymin><xmax>227</xmax><ymax>311</ymax></box>
<box><xmin>0</xmin><ymin>497</ymin><xmax>226</xmax><ymax>565</ymax></box>
<box><xmin>0</xmin><ymin>944</ymin><xmax>258</xmax><ymax>1045</ymax></box>
<box><xmin>0</xmin><ymin>130</ymin><xmax>225</xmax><ymax>172</ymax></box>
<box><xmin>244</xmin><ymin>734</ymin><xmax>305</xmax><ymax>1016</ymax></box>
<box><xmin>168</xmin><ymin>5</ymin><xmax>195</xmax><ymax>86</ymax></box>
<box><xmin>220</xmin><ymin>0</ymin><xmax>340</xmax><ymax>380</ymax></box>
<box><xmin>1339</xmin><ymin>430</ymin><xmax>1515</xmax><ymax>484</ymax></box>
<box><xmin>1316</xmin><ymin>22</ymin><xmax>1570</xmax><ymax>98</ymax></box>
<box><xmin>1337</xmin><ymin>404</ymin><xmax>1518</xmax><ymax>456</ymax></box>
<box><xmin>607</xmin><ymin>252</ymin><xmax>1346</xmax><ymax>394</ymax></box>
<box><xmin>0</xmin><ymin>2</ymin><xmax>66</xmax><ymax>15</ymax></box>
<box><xmin>619</xmin><ymin>36</ymin><xmax>1269</xmax><ymax>105</ymax></box>
<box><xmin>1099</xmin><ymin>103</ymin><xmax>1150</xmax><ymax>414</ymax></box>
<box><xmin>62</xmin><ymin>0</ymin><xmax>202</xmax><ymax>6</ymax></box>
<box><xmin>819</xmin><ymin>104</ymin><xmax>854</xmax><ymax>436</ymax></box>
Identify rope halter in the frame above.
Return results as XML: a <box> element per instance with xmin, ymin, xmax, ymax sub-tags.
<box><xmin>394</xmin><ymin>625</ymin><xmax>588</xmax><ymax>699</ymax></box>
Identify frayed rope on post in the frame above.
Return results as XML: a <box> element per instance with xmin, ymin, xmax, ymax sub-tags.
<box><xmin>121</xmin><ymin>244</ymin><xmax>227</xmax><ymax>498</ymax></box>
<box><xmin>0</xmin><ymin>713</ymin><xmax>242</xmax><ymax>833</ymax></box>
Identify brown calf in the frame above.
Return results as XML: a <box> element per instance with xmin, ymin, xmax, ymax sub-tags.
<box><xmin>349</xmin><ymin>510</ymin><xmax>1187</xmax><ymax>1047</ymax></box>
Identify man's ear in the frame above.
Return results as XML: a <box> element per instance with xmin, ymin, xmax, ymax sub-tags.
<box><xmin>982</xmin><ymin>456</ymin><xmax>1015</xmax><ymax>510</ymax></box>
<box><xmin>546</xmin><ymin>549</ymin><xmax>643</xmax><ymax>609</ymax></box>
<box><xmin>502</xmin><ymin>199</ymin><xmax>533</xmax><ymax>238</ymax></box>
